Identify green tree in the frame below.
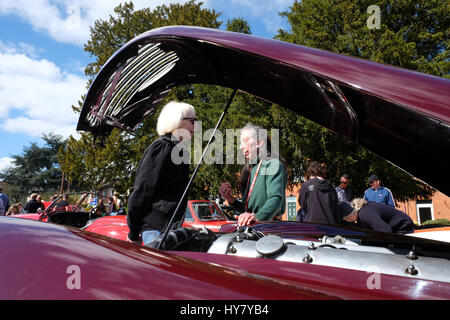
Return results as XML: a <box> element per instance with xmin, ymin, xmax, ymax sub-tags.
<box><xmin>0</xmin><ymin>133</ymin><xmax>67</xmax><ymax>202</ymax></box>
<box><xmin>277</xmin><ymin>0</ymin><xmax>449</xmax><ymax>78</ymax></box>
<box><xmin>274</xmin><ymin>0</ymin><xmax>445</xmax><ymax>200</ymax></box>
<box><xmin>60</xmin><ymin>1</ymin><xmax>224</xmax><ymax>200</ymax></box>
<box><xmin>226</xmin><ymin>17</ymin><xmax>251</xmax><ymax>34</ymax></box>
<box><xmin>84</xmin><ymin>0</ymin><xmax>221</xmax><ymax>80</ymax></box>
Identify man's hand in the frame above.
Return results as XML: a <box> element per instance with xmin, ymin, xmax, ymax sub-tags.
<box><xmin>235</xmin><ymin>212</ymin><xmax>258</xmax><ymax>226</ymax></box>
<box><xmin>127</xmin><ymin>235</ymin><xmax>142</xmax><ymax>246</ymax></box>
<box><xmin>219</xmin><ymin>182</ymin><xmax>235</xmax><ymax>204</ymax></box>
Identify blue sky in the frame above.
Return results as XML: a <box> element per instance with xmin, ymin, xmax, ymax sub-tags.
<box><xmin>0</xmin><ymin>0</ymin><xmax>293</xmax><ymax>172</ymax></box>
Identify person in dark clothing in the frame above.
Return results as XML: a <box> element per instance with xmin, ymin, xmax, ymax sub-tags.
<box><xmin>55</xmin><ymin>195</ymin><xmax>70</xmax><ymax>211</ymax></box>
<box><xmin>24</xmin><ymin>193</ymin><xmax>40</xmax><ymax>213</ymax></box>
<box><xmin>94</xmin><ymin>198</ymin><xmax>107</xmax><ymax>216</ymax></box>
<box><xmin>298</xmin><ymin>161</ymin><xmax>340</xmax><ymax>225</ymax></box>
<box><xmin>340</xmin><ymin>198</ymin><xmax>415</xmax><ymax>234</ymax></box>
<box><xmin>116</xmin><ymin>199</ymin><xmax>126</xmax><ymax>215</ymax></box>
<box><xmin>127</xmin><ymin>101</ymin><xmax>195</xmax><ymax>246</ymax></box>
<box><xmin>36</xmin><ymin>195</ymin><xmax>46</xmax><ymax>212</ymax></box>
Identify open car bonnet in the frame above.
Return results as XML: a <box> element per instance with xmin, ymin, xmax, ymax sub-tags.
<box><xmin>77</xmin><ymin>26</ymin><xmax>450</xmax><ymax>195</ymax></box>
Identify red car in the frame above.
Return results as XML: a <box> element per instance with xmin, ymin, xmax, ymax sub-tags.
<box><xmin>2</xmin><ymin>26</ymin><xmax>450</xmax><ymax>300</ymax></box>
<box><xmin>182</xmin><ymin>200</ymin><xmax>236</xmax><ymax>231</ymax></box>
<box><xmin>82</xmin><ymin>200</ymin><xmax>235</xmax><ymax>242</ymax></box>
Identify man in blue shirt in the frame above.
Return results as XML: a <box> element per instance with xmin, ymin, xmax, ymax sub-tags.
<box><xmin>364</xmin><ymin>174</ymin><xmax>395</xmax><ymax>207</ymax></box>
<box><xmin>0</xmin><ymin>186</ymin><xmax>10</xmax><ymax>216</ymax></box>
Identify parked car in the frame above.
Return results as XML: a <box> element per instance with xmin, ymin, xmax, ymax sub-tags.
<box><xmin>82</xmin><ymin>200</ymin><xmax>236</xmax><ymax>241</ymax></box>
<box><xmin>2</xmin><ymin>26</ymin><xmax>450</xmax><ymax>300</ymax></box>
<box><xmin>182</xmin><ymin>200</ymin><xmax>236</xmax><ymax>231</ymax></box>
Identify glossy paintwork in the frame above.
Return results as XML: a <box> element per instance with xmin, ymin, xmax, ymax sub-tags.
<box><xmin>131</xmin><ymin>27</ymin><xmax>449</xmax><ymax>123</ymax></box>
<box><xmin>2</xmin><ymin>217</ymin><xmax>449</xmax><ymax>299</ymax></box>
<box><xmin>0</xmin><ymin>217</ymin><xmax>339</xmax><ymax>299</ymax></box>
<box><xmin>176</xmin><ymin>251</ymin><xmax>450</xmax><ymax>300</ymax></box>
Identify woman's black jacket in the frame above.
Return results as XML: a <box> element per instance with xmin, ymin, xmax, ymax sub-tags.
<box><xmin>127</xmin><ymin>134</ymin><xmax>189</xmax><ymax>241</ymax></box>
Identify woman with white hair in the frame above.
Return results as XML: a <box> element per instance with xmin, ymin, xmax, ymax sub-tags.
<box><xmin>127</xmin><ymin>101</ymin><xmax>196</xmax><ymax>245</ymax></box>
<box><xmin>339</xmin><ymin>198</ymin><xmax>415</xmax><ymax>234</ymax></box>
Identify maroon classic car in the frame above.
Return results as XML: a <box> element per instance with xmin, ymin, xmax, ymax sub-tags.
<box><xmin>1</xmin><ymin>26</ymin><xmax>450</xmax><ymax>300</ymax></box>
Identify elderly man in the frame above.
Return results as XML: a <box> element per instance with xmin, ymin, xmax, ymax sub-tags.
<box><xmin>219</xmin><ymin>123</ymin><xmax>288</xmax><ymax>226</ymax></box>
<box><xmin>363</xmin><ymin>174</ymin><xmax>395</xmax><ymax>207</ymax></box>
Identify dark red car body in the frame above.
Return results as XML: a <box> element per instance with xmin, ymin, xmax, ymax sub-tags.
<box><xmin>2</xmin><ymin>26</ymin><xmax>449</xmax><ymax>300</ymax></box>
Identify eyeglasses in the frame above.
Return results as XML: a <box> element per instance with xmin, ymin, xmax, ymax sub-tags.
<box><xmin>340</xmin><ymin>181</ymin><xmax>348</xmax><ymax>185</ymax></box>
<box><xmin>183</xmin><ymin>117</ymin><xmax>197</xmax><ymax>124</ymax></box>
<box><xmin>369</xmin><ymin>181</ymin><xmax>376</xmax><ymax>184</ymax></box>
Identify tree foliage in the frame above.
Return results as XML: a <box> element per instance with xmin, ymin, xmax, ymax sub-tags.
<box><xmin>272</xmin><ymin>0</ymin><xmax>447</xmax><ymax>200</ymax></box>
<box><xmin>59</xmin><ymin>0</ymin><xmax>223</xmax><ymax>200</ymax></box>
<box><xmin>0</xmin><ymin>133</ymin><xmax>66</xmax><ymax>202</ymax></box>
<box><xmin>277</xmin><ymin>0</ymin><xmax>449</xmax><ymax>78</ymax></box>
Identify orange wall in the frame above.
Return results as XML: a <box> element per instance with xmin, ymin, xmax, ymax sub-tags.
<box><xmin>396</xmin><ymin>191</ymin><xmax>450</xmax><ymax>223</ymax></box>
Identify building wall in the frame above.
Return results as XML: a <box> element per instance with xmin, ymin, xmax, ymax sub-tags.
<box><xmin>396</xmin><ymin>191</ymin><xmax>450</xmax><ymax>224</ymax></box>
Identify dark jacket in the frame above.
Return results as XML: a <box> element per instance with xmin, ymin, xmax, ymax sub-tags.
<box><xmin>357</xmin><ymin>202</ymin><xmax>415</xmax><ymax>234</ymax></box>
<box><xmin>127</xmin><ymin>134</ymin><xmax>189</xmax><ymax>241</ymax></box>
<box><xmin>298</xmin><ymin>177</ymin><xmax>340</xmax><ymax>225</ymax></box>
<box><xmin>24</xmin><ymin>199</ymin><xmax>39</xmax><ymax>213</ymax></box>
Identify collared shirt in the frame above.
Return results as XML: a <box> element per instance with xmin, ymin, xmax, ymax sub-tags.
<box><xmin>364</xmin><ymin>186</ymin><xmax>395</xmax><ymax>207</ymax></box>
<box><xmin>335</xmin><ymin>186</ymin><xmax>353</xmax><ymax>204</ymax></box>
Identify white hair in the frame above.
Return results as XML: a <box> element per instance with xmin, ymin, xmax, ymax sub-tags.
<box><xmin>157</xmin><ymin>101</ymin><xmax>195</xmax><ymax>136</ymax></box>
<box><xmin>352</xmin><ymin>198</ymin><xmax>368</xmax><ymax>212</ymax></box>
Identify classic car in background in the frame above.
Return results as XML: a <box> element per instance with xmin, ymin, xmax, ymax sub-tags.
<box><xmin>1</xmin><ymin>26</ymin><xmax>449</xmax><ymax>300</ymax></box>
<box><xmin>82</xmin><ymin>200</ymin><xmax>235</xmax><ymax>241</ymax></box>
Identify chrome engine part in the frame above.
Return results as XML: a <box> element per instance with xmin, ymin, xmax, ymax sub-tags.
<box><xmin>208</xmin><ymin>228</ymin><xmax>450</xmax><ymax>283</ymax></box>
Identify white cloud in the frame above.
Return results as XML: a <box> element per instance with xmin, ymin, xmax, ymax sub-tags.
<box><xmin>0</xmin><ymin>0</ymin><xmax>189</xmax><ymax>46</ymax></box>
<box><xmin>0</xmin><ymin>157</ymin><xmax>15</xmax><ymax>172</ymax></box>
<box><xmin>205</xmin><ymin>0</ymin><xmax>292</xmax><ymax>37</ymax></box>
<box><xmin>0</xmin><ymin>42</ymin><xmax>87</xmax><ymax>138</ymax></box>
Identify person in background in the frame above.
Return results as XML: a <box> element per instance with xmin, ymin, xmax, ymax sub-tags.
<box><xmin>17</xmin><ymin>202</ymin><xmax>25</xmax><ymax>214</ymax></box>
<box><xmin>6</xmin><ymin>204</ymin><xmax>20</xmax><ymax>216</ymax></box>
<box><xmin>116</xmin><ymin>199</ymin><xmax>127</xmax><ymax>215</ymax></box>
<box><xmin>0</xmin><ymin>186</ymin><xmax>10</xmax><ymax>216</ymax></box>
<box><xmin>24</xmin><ymin>193</ymin><xmax>39</xmax><ymax>213</ymax></box>
<box><xmin>340</xmin><ymin>198</ymin><xmax>414</xmax><ymax>234</ymax></box>
<box><xmin>219</xmin><ymin>123</ymin><xmax>288</xmax><ymax>226</ymax></box>
<box><xmin>107</xmin><ymin>197</ymin><xmax>117</xmax><ymax>215</ymax></box>
<box><xmin>335</xmin><ymin>174</ymin><xmax>353</xmax><ymax>204</ymax></box>
<box><xmin>364</xmin><ymin>174</ymin><xmax>395</xmax><ymax>207</ymax></box>
<box><xmin>94</xmin><ymin>198</ymin><xmax>107</xmax><ymax>216</ymax></box>
<box><xmin>36</xmin><ymin>195</ymin><xmax>46</xmax><ymax>212</ymax></box>
<box><xmin>127</xmin><ymin>101</ymin><xmax>196</xmax><ymax>246</ymax></box>
<box><xmin>55</xmin><ymin>194</ymin><xmax>70</xmax><ymax>211</ymax></box>
<box><xmin>298</xmin><ymin>161</ymin><xmax>340</xmax><ymax>225</ymax></box>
